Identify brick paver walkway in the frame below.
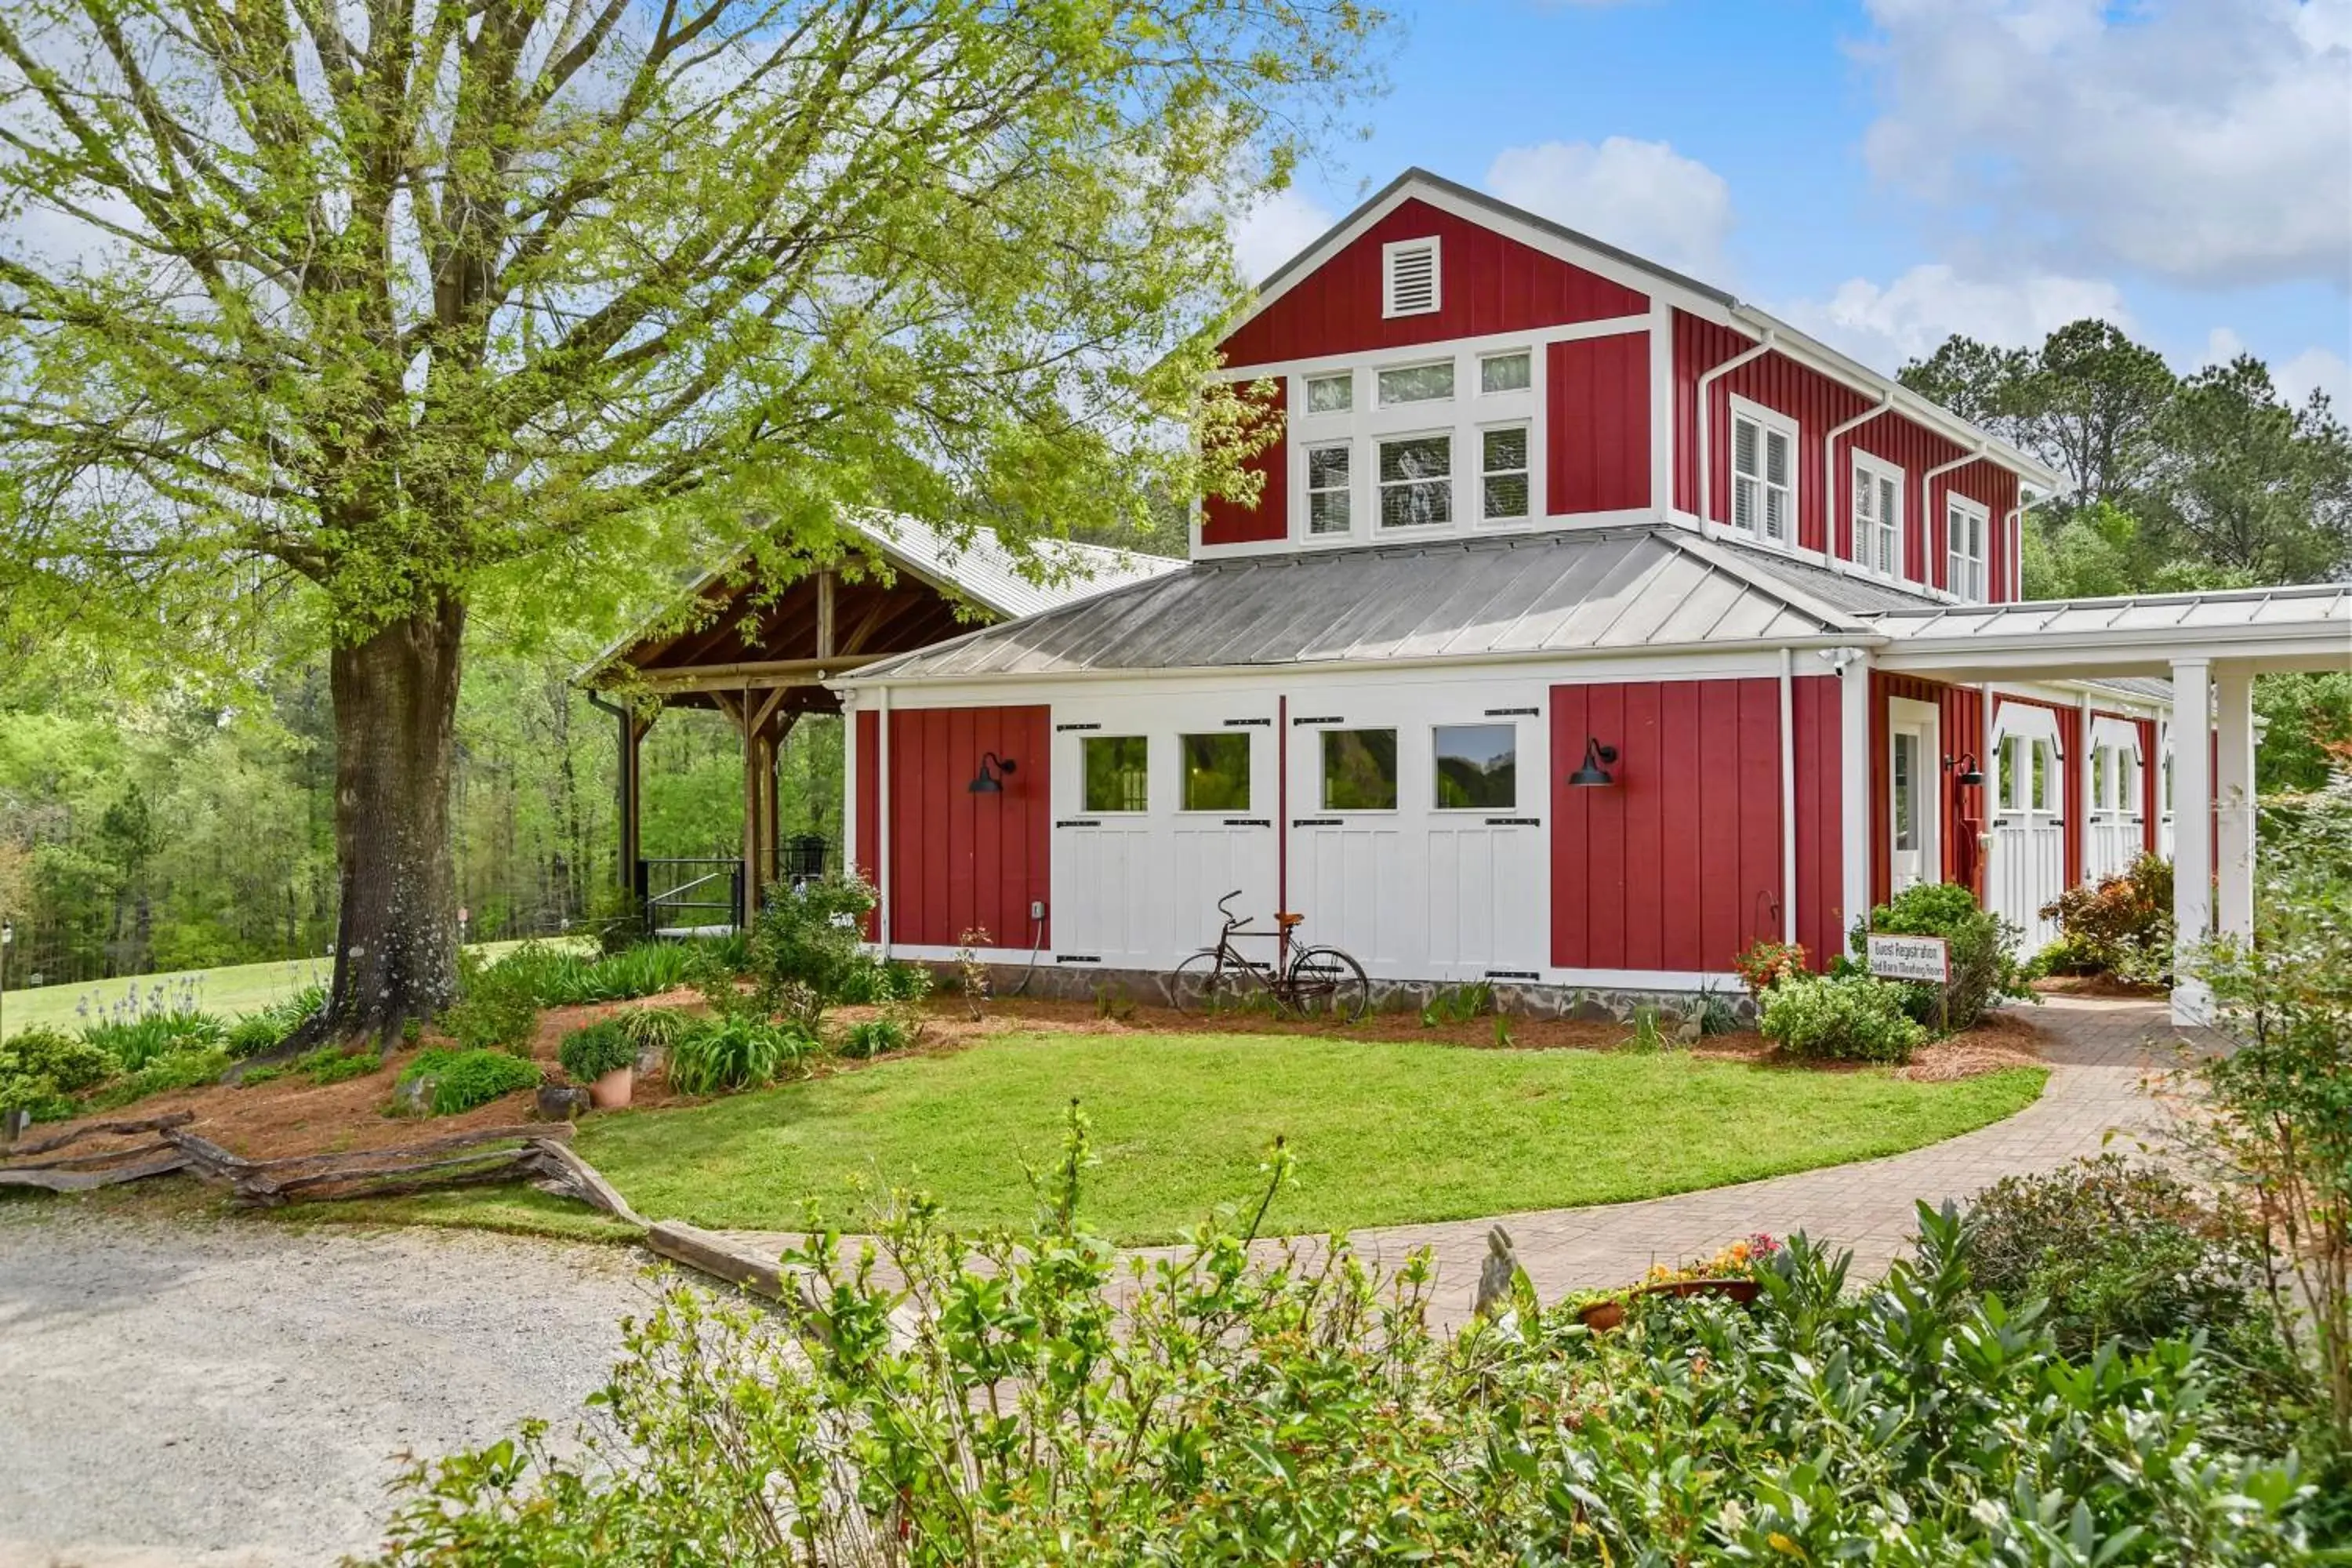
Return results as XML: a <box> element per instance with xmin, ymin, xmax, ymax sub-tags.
<box><xmin>715</xmin><ymin>996</ymin><xmax>2219</xmax><ymax>1328</ymax></box>
<box><xmin>1340</xmin><ymin>993</ymin><xmax>2216</xmax><ymax>1323</ymax></box>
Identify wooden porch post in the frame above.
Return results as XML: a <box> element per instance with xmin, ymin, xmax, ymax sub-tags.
<box><xmin>729</xmin><ymin>687</ymin><xmax>793</xmax><ymax>922</ymax></box>
<box><xmin>616</xmin><ymin>702</ymin><xmax>653</xmax><ymax>900</ymax></box>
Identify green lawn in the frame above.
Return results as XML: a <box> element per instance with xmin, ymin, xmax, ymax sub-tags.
<box><xmin>0</xmin><ymin>938</ymin><xmax>580</xmax><ymax>1039</ymax></box>
<box><xmin>579</xmin><ymin>1034</ymin><xmax>2046</xmax><ymax>1244</ymax></box>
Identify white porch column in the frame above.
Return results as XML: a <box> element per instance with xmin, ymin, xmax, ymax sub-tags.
<box><xmin>2169</xmin><ymin>659</ymin><xmax>2213</xmax><ymax>1023</ymax></box>
<box><xmin>2214</xmin><ymin>663</ymin><xmax>2256</xmax><ymax>942</ymax></box>
<box><xmin>2078</xmin><ymin>689</ymin><xmax>2096</xmax><ymax>884</ymax></box>
<box><xmin>1839</xmin><ymin>652</ymin><xmax>1873</xmax><ymax>941</ymax></box>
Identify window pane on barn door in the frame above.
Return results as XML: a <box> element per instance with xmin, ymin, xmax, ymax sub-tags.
<box><xmin>1434</xmin><ymin>724</ymin><xmax>1516</xmax><ymax>809</ymax></box>
<box><xmin>1180</xmin><ymin>733</ymin><xmax>1251</xmax><ymax>811</ymax></box>
<box><xmin>1322</xmin><ymin>729</ymin><xmax>1398</xmax><ymax>811</ymax></box>
<box><xmin>1082</xmin><ymin>735</ymin><xmax>1149</xmax><ymax>813</ymax></box>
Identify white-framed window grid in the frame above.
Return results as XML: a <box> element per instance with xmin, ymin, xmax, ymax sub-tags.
<box><xmin>1377</xmin><ymin>430</ymin><xmax>1454</xmax><ymax>531</ymax></box>
<box><xmin>1728</xmin><ymin>395</ymin><xmax>1798</xmax><ymax>548</ymax></box>
<box><xmin>1479</xmin><ymin>350</ymin><xmax>1532</xmax><ymax>395</ymax></box>
<box><xmin>1479</xmin><ymin>423</ymin><xmax>1530</xmax><ymax>522</ymax></box>
<box><xmin>1281</xmin><ymin>339</ymin><xmax>1542</xmax><ymax>546</ymax></box>
<box><xmin>1377</xmin><ymin>358</ymin><xmax>1455</xmax><ymax>407</ymax></box>
<box><xmin>1946</xmin><ymin>495</ymin><xmax>1990</xmax><ymax>602</ymax></box>
<box><xmin>1849</xmin><ymin>450</ymin><xmax>1904</xmax><ymax>578</ymax></box>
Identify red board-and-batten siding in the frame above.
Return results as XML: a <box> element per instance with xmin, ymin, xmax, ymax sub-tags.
<box><xmin>1200</xmin><ymin>379</ymin><xmax>1288</xmax><ymax>546</ymax></box>
<box><xmin>853</xmin><ymin>706</ymin><xmax>1051</xmax><ymax>949</ymax></box>
<box><xmin>1551</xmin><ymin>677</ymin><xmax>1843</xmax><ymax>975</ymax></box>
<box><xmin>1868</xmin><ymin>673</ymin><xmax>1990</xmax><ymax>909</ymax></box>
<box><xmin>1672</xmin><ymin>313</ymin><xmax>2020</xmax><ymax>602</ymax></box>
<box><xmin>1203</xmin><ymin>198</ymin><xmax>1653</xmax><ymax>545</ymax></box>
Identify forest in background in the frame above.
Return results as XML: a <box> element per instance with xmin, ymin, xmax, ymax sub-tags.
<box><xmin>2</xmin><ymin>318</ymin><xmax>2345</xmax><ymax>989</ymax></box>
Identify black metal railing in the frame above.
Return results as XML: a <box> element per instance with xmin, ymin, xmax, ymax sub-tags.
<box><xmin>639</xmin><ymin>857</ymin><xmax>743</xmax><ymax>934</ymax></box>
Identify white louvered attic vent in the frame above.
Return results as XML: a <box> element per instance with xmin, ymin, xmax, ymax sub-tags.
<box><xmin>1382</xmin><ymin>238</ymin><xmax>1440</xmax><ymax>318</ymax></box>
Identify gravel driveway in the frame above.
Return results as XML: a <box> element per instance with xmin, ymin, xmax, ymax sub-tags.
<box><xmin>0</xmin><ymin>1207</ymin><xmax>659</xmax><ymax>1567</ymax></box>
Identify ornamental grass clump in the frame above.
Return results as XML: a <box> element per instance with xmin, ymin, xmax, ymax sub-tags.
<box><xmin>1759</xmin><ymin>971</ymin><xmax>1926</xmax><ymax>1063</ymax></box>
<box><xmin>368</xmin><ymin>1110</ymin><xmax>2330</xmax><ymax>1565</ymax></box>
<box><xmin>666</xmin><ymin>1014</ymin><xmax>815</xmax><ymax>1096</ymax></box>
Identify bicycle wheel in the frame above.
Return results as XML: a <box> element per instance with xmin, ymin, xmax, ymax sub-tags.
<box><xmin>1170</xmin><ymin>950</ymin><xmax>1248</xmax><ymax>1015</ymax></box>
<box><xmin>1285</xmin><ymin>946</ymin><xmax>1370</xmax><ymax>1024</ymax></box>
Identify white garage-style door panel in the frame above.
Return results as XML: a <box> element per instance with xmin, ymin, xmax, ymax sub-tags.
<box><xmin>1988</xmin><ymin>701</ymin><xmax>2067</xmax><ymax>954</ymax></box>
<box><xmin>2085</xmin><ymin>716</ymin><xmax>2147</xmax><ymax>885</ymax></box>
<box><xmin>1171</xmin><ymin>822</ymin><xmax>1279</xmax><ymax>956</ymax></box>
<box><xmin>1425</xmin><ymin>823</ymin><xmax>1544</xmax><ymax>977</ymax></box>
<box><xmin>1058</xmin><ymin>825</ymin><xmax>1161</xmax><ymax>963</ymax></box>
<box><xmin>1296</xmin><ymin>825</ymin><xmax>1408</xmax><ymax>966</ymax></box>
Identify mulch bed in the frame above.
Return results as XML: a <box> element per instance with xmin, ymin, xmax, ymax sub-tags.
<box><xmin>12</xmin><ymin>991</ymin><xmax>2053</xmax><ymax>1170</ymax></box>
<box><xmin>2033</xmin><ymin>973</ymin><xmax>2168</xmax><ymax>1000</ymax></box>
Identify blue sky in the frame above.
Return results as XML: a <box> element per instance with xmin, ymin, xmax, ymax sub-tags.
<box><xmin>1237</xmin><ymin>0</ymin><xmax>2351</xmax><ymax>406</ymax></box>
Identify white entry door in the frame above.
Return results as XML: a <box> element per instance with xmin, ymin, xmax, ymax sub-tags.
<box><xmin>1887</xmin><ymin>699</ymin><xmax>1940</xmax><ymax>895</ymax></box>
<box><xmin>1988</xmin><ymin>702</ymin><xmax>2067</xmax><ymax>953</ymax></box>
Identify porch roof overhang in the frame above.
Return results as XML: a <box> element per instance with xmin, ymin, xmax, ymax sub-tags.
<box><xmin>580</xmin><ymin>513</ymin><xmax>1183</xmax><ymax>708</ymax></box>
<box><xmin>1867</xmin><ymin>582</ymin><xmax>2352</xmax><ymax>681</ymax></box>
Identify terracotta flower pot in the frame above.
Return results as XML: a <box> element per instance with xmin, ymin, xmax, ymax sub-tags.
<box><xmin>1576</xmin><ymin>1299</ymin><xmax>1626</xmax><ymax>1332</ymax></box>
<box><xmin>1639</xmin><ymin>1277</ymin><xmax>1761</xmax><ymax>1306</ymax></box>
<box><xmin>589</xmin><ymin>1065</ymin><xmax>634</xmax><ymax>1109</ymax></box>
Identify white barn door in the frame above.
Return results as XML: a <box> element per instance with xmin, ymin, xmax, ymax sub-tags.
<box><xmin>2085</xmin><ymin>717</ymin><xmax>2147</xmax><ymax>885</ymax></box>
<box><xmin>1988</xmin><ymin>702</ymin><xmax>2067</xmax><ymax>953</ymax></box>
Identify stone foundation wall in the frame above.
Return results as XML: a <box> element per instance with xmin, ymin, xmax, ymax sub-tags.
<box><xmin>921</xmin><ymin>960</ymin><xmax>1758</xmax><ymax>1028</ymax></box>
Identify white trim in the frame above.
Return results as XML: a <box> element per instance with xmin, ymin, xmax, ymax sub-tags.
<box><xmin>1381</xmin><ymin>236</ymin><xmax>1442</xmax><ymax>318</ymax></box>
<box><xmin>1849</xmin><ymin>448</ymin><xmax>1906</xmax><ymax>580</ymax></box>
<box><xmin>1649</xmin><ymin>296</ymin><xmax>1675</xmax><ymax>514</ymax></box>
<box><xmin>1779</xmin><ymin>647</ymin><xmax>1798</xmax><ymax>944</ymax></box>
<box><xmin>1726</xmin><ymin>394</ymin><xmax>1800</xmax><ymax>550</ymax></box>
<box><xmin>2169</xmin><ymin>658</ymin><xmax>2214</xmax><ymax>1022</ymax></box>
<box><xmin>1214</xmin><ymin>317</ymin><xmax>1653</xmax><ymax>383</ymax></box>
<box><xmin>877</xmin><ymin>685</ymin><xmax>893</xmax><ymax>955</ymax></box>
<box><xmin>1837</xmin><ymin>650</ymin><xmax>1872</xmax><ymax>938</ymax></box>
<box><xmin>1944</xmin><ymin>492</ymin><xmax>1991</xmax><ymax>604</ymax></box>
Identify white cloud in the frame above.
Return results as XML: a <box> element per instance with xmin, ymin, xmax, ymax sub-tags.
<box><xmin>1483</xmin><ymin>137</ymin><xmax>1734</xmax><ymax>279</ymax></box>
<box><xmin>1229</xmin><ymin>187</ymin><xmax>1337</xmax><ymax>286</ymax></box>
<box><xmin>2272</xmin><ymin>344</ymin><xmax>2352</xmax><ymax>407</ymax></box>
<box><xmin>1857</xmin><ymin>0</ymin><xmax>2352</xmax><ymax>288</ymax></box>
<box><xmin>1778</xmin><ymin>263</ymin><xmax>2132</xmax><ymax>372</ymax></box>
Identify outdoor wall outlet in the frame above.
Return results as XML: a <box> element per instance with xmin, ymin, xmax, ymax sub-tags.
<box><xmin>1030</xmin><ymin>900</ymin><xmax>1047</xmax><ymax>920</ymax></box>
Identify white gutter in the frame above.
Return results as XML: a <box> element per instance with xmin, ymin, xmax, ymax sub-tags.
<box><xmin>1918</xmin><ymin>444</ymin><xmax>1989</xmax><ymax>591</ymax></box>
<box><xmin>1821</xmin><ymin>392</ymin><xmax>1893</xmax><ymax>564</ymax></box>
<box><xmin>1695</xmin><ymin>328</ymin><xmax>1775</xmax><ymax>526</ymax></box>
<box><xmin>1780</xmin><ymin>646</ymin><xmax>1798</xmax><ymax>946</ymax></box>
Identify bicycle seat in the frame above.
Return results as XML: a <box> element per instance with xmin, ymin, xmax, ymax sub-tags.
<box><xmin>1274</xmin><ymin>911</ymin><xmax>1305</xmax><ymax>929</ymax></box>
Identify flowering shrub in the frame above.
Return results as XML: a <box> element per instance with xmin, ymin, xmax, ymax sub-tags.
<box><xmin>1732</xmin><ymin>938</ymin><xmax>1808</xmax><ymax>1000</ymax></box>
<box><xmin>1759</xmin><ymin>971</ymin><xmax>1926</xmax><ymax>1063</ymax></box>
<box><xmin>368</xmin><ymin>1120</ymin><xmax>2327</xmax><ymax>1564</ymax></box>
<box><xmin>1643</xmin><ymin>1232</ymin><xmax>1783</xmax><ymax>1287</ymax></box>
<box><xmin>2042</xmin><ymin>852</ymin><xmax>2173</xmax><ymax>982</ymax></box>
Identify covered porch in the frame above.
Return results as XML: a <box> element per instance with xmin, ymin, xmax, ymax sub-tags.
<box><xmin>1855</xmin><ymin>582</ymin><xmax>2352</xmax><ymax>1022</ymax></box>
<box><xmin>581</xmin><ymin>516</ymin><xmax>1181</xmax><ymax>931</ymax></box>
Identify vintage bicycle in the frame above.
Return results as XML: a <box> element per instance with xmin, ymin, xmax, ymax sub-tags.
<box><xmin>1170</xmin><ymin>890</ymin><xmax>1370</xmax><ymax>1023</ymax></box>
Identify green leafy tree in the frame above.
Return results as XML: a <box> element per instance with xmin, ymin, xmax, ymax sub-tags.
<box><xmin>2142</xmin><ymin>356</ymin><xmax>2352</xmax><ymax>584</ymax></box>
<box><xmin>0</xmin><ymin>0</ymin><xmax>1379</xmax><ymax>1037</ymax></box>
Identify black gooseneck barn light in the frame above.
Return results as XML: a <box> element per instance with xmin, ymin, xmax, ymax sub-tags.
<box><xmin>967</xmin><ymin>751</ymin><xmax>1018</xmax><ymax>794</ymax></box>
<box><xmin>1947</xmin><ymin>751</ymin><xmax>1986</xmax><ymax>789</ymax></box>
<box><xmin>1567</xmin><ymin>737</ymin><xmax>1619</xmax><ymax>787</ymax></box>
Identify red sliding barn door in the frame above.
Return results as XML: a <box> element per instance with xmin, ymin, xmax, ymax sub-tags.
<box><xmin>1551</xmin><ymin>677</ymin><xmax>1840</xmax><ymax>975</ymax></box>
<box><xmin>864</xmin><ymin>705</ymin><xmax>1051</xmax><ymax>949</ymax></box>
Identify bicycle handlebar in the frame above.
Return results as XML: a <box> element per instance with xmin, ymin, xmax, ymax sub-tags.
<box><xmin>1216</xmin><ymin>889</ymin><xmax>1253</xmax><ymax>934</ymax></box>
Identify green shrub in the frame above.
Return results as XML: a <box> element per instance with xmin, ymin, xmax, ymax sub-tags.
<box><xmin>2042</xmin><ymin>851</ymin><xmax>2174</xmax><ymax>982</ymax></box>
<box><xmin>839</xmin><ymin>1018</ymin><xmax>910</xmax><ymax>1060</ymax></box>
<box><xmin>746</xmin><ymin>876</ymin><xmax>878</xmax><ymax>1023</ymax></box>
<box><xmin>397</xmin><ymin>1048</ymin><xmax>542</xmax><ymax>1116</ymax></box>
<box><xmin>1851</xmin><ymin>880</ymin><xmax>2030</xmax><ymax>1033</ymax></box>
<box><xmin>557</xmin><ymin>1020</ymin><xmax>637</xmax><ymax>1083</ymax></box>
<box><xmin>368</xmin><ymin>1128</ymin><xmax>2325</xmax><ymax>1566</ymax></box>
<box><xmin>82</xmin><ymin>1047</ymin><xmax>232</xmax><ymax>1111</ymax></box>
<box><xmin>668</xmin><ymin>1015</ymin><xmax>815</xmax><ymax>1095</ymax></box>
<box><xmin>83</xmin><ymin>1008</ymin><xmax>228</xmax><ymax>1071</ymax></box>
<box><xmin>292</xmin><ymin>1043</ymin><xmax>381</xmax><ymax>1087</ymax></box>
<box><xmin>439</xmin><ymin>974</ymin><xmax>541</xmax><ymax>1054</ymax></box>
<box><xmin>1758</xmin><ymin>972</ymin><xmax>1926</xmax><ymax>1063</ymax></box>
<box><xmin>1</xmin><ymin>1026</ymin><xmax>117</xmax><ymax>1095</ymax></box>
<box><xmin>0</xmin><ymin>1071</ymin><xmax>75</xmax><ymax>1120</ymax></box>
<box><xmin>834</xmin><ymin>957</ymin><xmax>932</xmax><ymax>1006</ymax></box>
<box><xmin>225</xmin><ymin>984</ymin><xmax>328</xmax><ymax>1058</ymax></box>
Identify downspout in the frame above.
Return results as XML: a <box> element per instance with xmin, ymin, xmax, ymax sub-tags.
<box><xmin>1780</xmin><ymin>647</ymin><xmax>1798</xmax><ymax>946</ymax></box>
<box><xmin>1696</xmin><ymin>328</ymin><xmax>1775</xmax><ymax>527</ymax></box>
<box><xmin>1276</xmin><ymin>693</ymin><xmax>1289</xmax><ymax>921</ymax></box>
<box><xmin>1821</xmin><ymin>392</ymin><xmax>1893</xmax><ymax>566</ymax></box>
<box><xmin>1918</xmin><ymin>444</ymin><xmax>1988</xmax><ymax>593</ymax></box>
<box><xmin>877</xmin><ymin>684</ymin><xmax>893</xmax><ymax>958</ymax></box>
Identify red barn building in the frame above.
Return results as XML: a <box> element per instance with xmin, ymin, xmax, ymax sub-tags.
<box><xmin>808</xmin><ymin>170</ymin><xmax>2347</xmax><ymax>1022</ymax></box>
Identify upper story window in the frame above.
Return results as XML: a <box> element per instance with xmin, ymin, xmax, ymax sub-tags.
<box><xmin>1382</xmin><ymin>237</ymin><xmax>1441</xmax><ymax>318</ymax></box>
<box><xmin>1304</xmin><ymin>372</ymin><xmax>1352</xmax><ymax>415</ymax></box>
<box><xmin>1730</xmin><ymin>397</ymin><xmax>1796</xmax><ymax>546</ymax></box>
<box><xmin>1947</xmin><ymin>495</ymin><xmax>1990</xmax><ymax>601</ymax></box>
<box><xmin>1377</xmin><ymin>434</ymin><xmax>1452</xmax><ymax>529</ymax></box>
<box><xmin>1479</xmin><ymin>350</ymin><xmax>1532</xmax><ymax>394</ymax></box>
<box><xmin>1305</xmin><ymin>442</ymin><xmax>1352</xmax><ymax>535</ymax></box>
<box><xmin>1481</xmin><ymin>426</ymin><xmax>1530</xmax><ymax>521</ymax></box>
<box><xmin>1377</xmin><ymin>359</ymin><xmax>1454</xmax><ymax>405</ymax></box>
<box><xmin>1851</xmin><ymin>452</ymin><xmax>1903</xmax><ymax>577</ymax></box>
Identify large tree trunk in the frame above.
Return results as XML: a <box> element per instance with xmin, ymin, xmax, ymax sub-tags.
<box><xmin>323</xmin><ymin>597</ymin><xmax>467</xmax><ymax>1041</ymax></box>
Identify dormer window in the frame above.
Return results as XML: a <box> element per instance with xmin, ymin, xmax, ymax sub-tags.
<box><xmin>1730</xmin><ymin>397</ymin><xmax>1796</xmax><ymax>547</ymax></box>
<box><xmin>1382</xmin><ymin>237</ymin><xmax>1441</xmax><ymax>318</ymax></box>
<box><xmin>1377</xmin><ymin>359</ymin><xmax>1454</xmax><ymax>405</ymax></box>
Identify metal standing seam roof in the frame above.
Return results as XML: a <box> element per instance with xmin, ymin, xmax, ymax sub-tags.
<box><xmin>837</xmin><ymin>527</ymin><xmax>1864</xmax><ymax>682</ymax></box>
<box><xmin>1864</xmin><ymin>582</ymin><xmax>2352</xmax><ymax>642</ymax></box>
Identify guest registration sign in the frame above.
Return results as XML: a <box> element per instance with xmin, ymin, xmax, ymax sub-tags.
<box><xmin>1864</xmin><ymin>934</ymin><xmax>1950</xmax><ymax>984</ymax></box>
